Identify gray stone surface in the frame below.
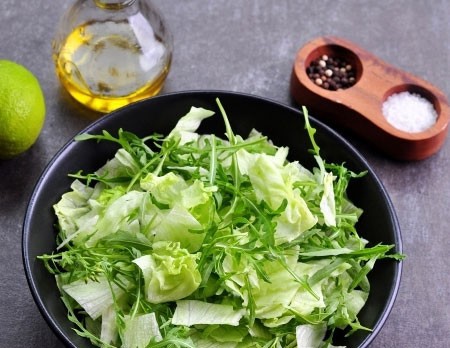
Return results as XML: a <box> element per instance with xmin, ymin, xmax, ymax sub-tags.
<box><xmin>0</xmin><ymin>0</ymin><xmax>449</xmax><ymax>347</ymax></box>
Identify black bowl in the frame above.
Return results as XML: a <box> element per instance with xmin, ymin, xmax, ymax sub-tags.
<box><xmin>23</xmin><ymin>90</ymin><xmax>402</xmax><ymax>348</ymax></box>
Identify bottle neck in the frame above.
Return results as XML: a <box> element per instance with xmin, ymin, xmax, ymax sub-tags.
<box><xmin>93</xmin><ymin>0</ymin><xmax>137</xmax><ymax>10</ymax></box>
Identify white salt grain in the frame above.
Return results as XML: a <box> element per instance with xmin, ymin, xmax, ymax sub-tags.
<box><xmin>382</xmin><ymin>91</ymin><xmax>437</xmax><ymax>133</ymax></box>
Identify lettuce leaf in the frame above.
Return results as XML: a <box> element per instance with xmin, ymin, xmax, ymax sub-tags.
<box><xmin>61</xmin><ymin>276</ymin><xmax>124</xmax><ymax>320</ymax></box>
<box><xmin>167</xmin><ymin>106</ymin><xmax>215</xmax><ymax>145</ymax></box>
<box><xmin>296</xmin><ymin>323</ymin><xmax>327</xmax><ymax>348</ymax></box>
<box><xmin>133</xmin><ymin>241</ymin><xmax>201</xmax><ymax>304</ymax></box>
<box><xmin>172</xmin><ymin>300</ymin><xmax>245</xmax><ymax>326</ymax></box>
<box><xmin>121</xmin><ymin>313</ymin><xmax>162</xmax><ymax>348</ymax></box>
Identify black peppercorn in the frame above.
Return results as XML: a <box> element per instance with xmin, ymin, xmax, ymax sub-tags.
<box><xmin>306</xmin><ymin>55</ymin><xmax>357</xmax><ymax>91</ymax></box>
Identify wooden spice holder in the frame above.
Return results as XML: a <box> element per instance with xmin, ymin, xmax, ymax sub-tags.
<box><xmin>290</xmin><ymin>36</ymin><xmax>449</xmax><ymax>160</ymax></box>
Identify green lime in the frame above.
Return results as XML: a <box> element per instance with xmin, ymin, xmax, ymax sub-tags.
<box><xmin>0</xmin><ymin>60</ymin><xmax>46</xmax><ymax>159</ymax></box>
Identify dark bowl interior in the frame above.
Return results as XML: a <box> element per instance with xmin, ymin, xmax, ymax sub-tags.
<box><xmin>23</xmin><ymin>90</ymin><xmax>402</xmax><ymax>348</ymax></box>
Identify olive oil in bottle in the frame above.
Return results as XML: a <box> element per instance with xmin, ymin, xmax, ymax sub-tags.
<box><xmin>53</xmin><ymin>0</ymin><xmax>173</xmax><ymax>113</ymax></box>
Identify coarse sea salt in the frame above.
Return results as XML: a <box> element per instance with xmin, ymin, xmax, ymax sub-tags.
<box><xmin>382</xmin><ymin>91</ymin><xmax>438</xmax><ymax>133</ymax></box>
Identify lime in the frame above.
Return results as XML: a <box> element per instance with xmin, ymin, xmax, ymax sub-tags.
<box><xmin>0</xmin><ymin>60</ymin><xmax>46</xmax><ymax>159</ymax></box>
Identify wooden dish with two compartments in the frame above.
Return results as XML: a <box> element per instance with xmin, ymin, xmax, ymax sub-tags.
<box><xmin>290</xmin><ymin>36</ymin><xmax>449</xmax><ymax>161</ymax></box>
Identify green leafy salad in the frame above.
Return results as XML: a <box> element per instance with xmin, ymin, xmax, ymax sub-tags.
<box><xmin>39</xmin><ymin>100</ymin><xmax>400</xmax><ymax>348</ymax></box>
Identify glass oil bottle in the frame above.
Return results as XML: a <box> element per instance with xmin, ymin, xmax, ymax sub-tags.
<box><xmin>52</xmin><ymin>0</ymin><xmax>173</xmax><ymax>113</ymax></box>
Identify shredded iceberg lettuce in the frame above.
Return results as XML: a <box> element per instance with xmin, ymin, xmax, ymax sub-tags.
<box><xmin>172</xmin><ymin>300</ymin><xmax>245</xmax><ymax>327</ymax></box>
<box><xmin>39</xmin><ymin>101</ymin><xmax>401</xmax><ymax>348</ymax></box>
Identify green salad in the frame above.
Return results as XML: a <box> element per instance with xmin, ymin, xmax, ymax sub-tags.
<box><xmin>39</xmin><ymin>100</ymin><xmax>400</xmax><ymax>348</ymax></box>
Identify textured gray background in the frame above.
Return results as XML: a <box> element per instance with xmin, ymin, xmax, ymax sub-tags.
<box><xmin>1</xmin><ymin>0</ymin><xmax>449</xmax><ymax>347</ymax></box>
